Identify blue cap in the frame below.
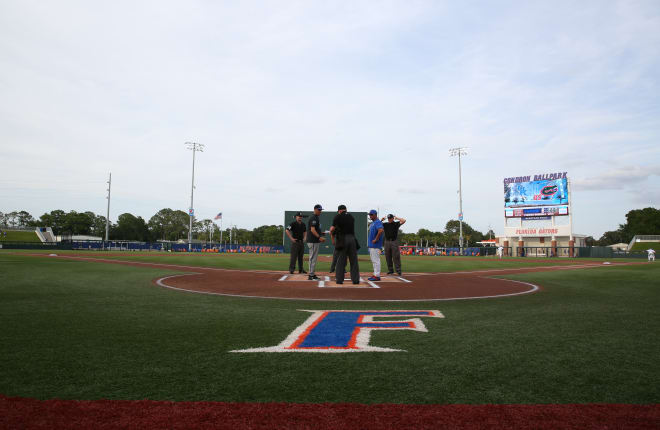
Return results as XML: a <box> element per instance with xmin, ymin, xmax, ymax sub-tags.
<box><xmin>369</xmin><ymin>209</ymin><xmax>377</xmax><ymax>215</ymax></box>
<box><xmin>314</xmin><ymin>204</ymin><xmax>323</xmax><ymax>210</ymax></box>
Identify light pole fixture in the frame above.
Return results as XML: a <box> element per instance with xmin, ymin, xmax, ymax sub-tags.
<box><xmin>105</xmin><ymin>172</ymin><xmax>111</xmax><ymax>244</ymax></box>
<box><xmin>449</xmin><ymin>147</ymin><xmax>468</xmax><ymax>252</ymax></box>
<box><xmin>185</xmin><ymin>142</ymin><xmax>205</xmax><ymax>252</ymax></box>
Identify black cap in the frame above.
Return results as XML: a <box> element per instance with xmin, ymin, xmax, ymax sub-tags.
<box><xmin>387</xmin><ymin>214</ymin><xmax>394</xmax><ymax>219</ymax></box>
<box><xmin>338</xmin><ymin>204</ymin><xmax>347</xmax><ymax>210</ymax></box>
<box><xmin>314</xmin><ymin>204</ymin><xmax>323</xmax><ymax>210</ymax></box>
<box><xmin>294</xmin><ymin>212</ymin><xmax>303</xmax><ymax>217</ymax></box>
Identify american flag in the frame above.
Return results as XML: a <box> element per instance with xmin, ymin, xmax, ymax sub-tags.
<box><xmin>214</xmin><ymin>212</ymin><xmax>222</xmax><ymax>220</ymax></box>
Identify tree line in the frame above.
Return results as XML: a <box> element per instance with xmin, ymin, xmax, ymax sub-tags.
<box><xmin>1</xmin><ymin>207</ymin><xmax>657</xmax><ymax>246</ymax></box>
<box><xmin>0</xmin><ymin>208</ymin><xmax>492</xmax><ymax>247</ymax></box>
<box><xmin>0</xmin><ymin>209</ymin><xmax>284</xmax><ymax>245</ymax></box>
<box><xmin>398</xmin><ymin>220</ymin><xmax>495</xmax><ymax>248</ymax></box>
<box><xmin>583</xmin><ymin>207</ymin><xmax>660</xmax><ymax>246</ymax></box>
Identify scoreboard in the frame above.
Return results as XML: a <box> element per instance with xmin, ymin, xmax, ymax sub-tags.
<box><xmin>503</xmin><ymin>172</ymin><xmax>573</xmax><ymax>238</ymax></box>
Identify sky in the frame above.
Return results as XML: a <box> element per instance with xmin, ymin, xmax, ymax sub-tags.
<box><xmin>1</xmin><ymin>0</ymin><xmax>659</xmax><ymax>238</ymax></box>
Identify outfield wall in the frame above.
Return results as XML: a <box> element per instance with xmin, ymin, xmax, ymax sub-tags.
<box><xmin>283</xmin><ymin>210</ymin><xmax>369</xmax><ymax>255</ymax></box>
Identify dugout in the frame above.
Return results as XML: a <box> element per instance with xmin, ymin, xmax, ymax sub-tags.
<box><xmin>283</xmin><ymin>210</ymin><xmax>369</xmax><ymax>255</ymax></box>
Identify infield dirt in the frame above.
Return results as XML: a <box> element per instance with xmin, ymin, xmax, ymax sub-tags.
<box><xmin>25</xmin><ymin>253</ymin><xmax>641</xmax><ymax>301</ymax></box>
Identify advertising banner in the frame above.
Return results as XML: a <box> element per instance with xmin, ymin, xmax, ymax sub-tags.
<box><xmin>504</xmin><ymin>225</ymin><xmax>572</xmax><ymax>238</ymax></box>
<box><xmin>504</xmin><ymin>178</ymin><xmax>568</xmax><ymax>208</ymax></box>
<box><xmin>505</xmin><ymin>206</ymin><xmax>569</xmax><ymax>218</ymax></box>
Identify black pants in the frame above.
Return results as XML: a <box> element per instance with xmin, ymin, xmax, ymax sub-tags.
<box><xmin>289</xmin><ymin>240</ymin><xmax>304</xmax><ymax>272</ymax></box>
<box><xmin>330</xmin><ymin>247</ymin><xmax>353</xmax><ymax>273</ymax></box>
<box><xmin>329</xmin><ymin>248</ymin><xmax>339</xmax><ymax>272</ymax></box>
<box><xmin>336</xmin><ymin>234</ymin><xmax>360</xmax><ymax>284</ymax></box>
<box><xmin>384</xmin><ymin>239</ymin><xmax>401</xmax><ymax>273</ymax></box>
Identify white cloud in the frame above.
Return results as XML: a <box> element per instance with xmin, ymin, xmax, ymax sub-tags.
<box><xmin>1</xmin><ymin>1</ymin><xmax>659</xmax><ymax>238</ymax></box>
<box><xmin>573</xmin><ymin>166</ymin><xmax>660</xmax><ymax>190</ymax></box>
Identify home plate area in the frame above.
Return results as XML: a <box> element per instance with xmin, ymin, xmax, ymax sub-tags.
<box><xmin>278</xmin><ymin>273</ymin><xmax>412</xmax><ymax>288</ymax></box>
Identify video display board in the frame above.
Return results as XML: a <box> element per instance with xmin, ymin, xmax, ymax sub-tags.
<box><xmin>504</xmin><ymin>178</ymin><xmax>568</xmax><ymax>208</ymax></box>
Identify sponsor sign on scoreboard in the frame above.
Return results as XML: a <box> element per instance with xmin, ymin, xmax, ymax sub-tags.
<box><xmin>505</xmin><ymin>206</ymin><xmax>569</xmax><ymax>218</ymax></box>
<box><xmin>504</xmin><ymin>225</ymin><xmax>572</xmax><ymax>237</ymax></box>
<box><xmin>504</xmin><ymin>174</ymin><xmax>568</xmax><ymax>208</ymax></box>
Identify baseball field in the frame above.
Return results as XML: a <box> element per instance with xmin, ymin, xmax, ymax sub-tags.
<box><xmin>1</xmin><ymin>250</ymin><xmax>659</xmax><ymax>429</ymax></box>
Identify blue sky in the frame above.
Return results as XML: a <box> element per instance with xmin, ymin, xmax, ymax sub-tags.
<box><xmin>1</xmin><ymin>1</ymin><xmax>658</xmax><ymax>238</ymax></box>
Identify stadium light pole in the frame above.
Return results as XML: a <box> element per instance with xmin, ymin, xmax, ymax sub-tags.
<box><xmin>185</xmin><ymin>142</ymin><xmax>205</xmax><ymax>252</ymax></box>
<box><xmin>449</xmin><ymin>147</ymin><xmax>468</xmax><ymax>252</ymax></box>
<box><xmin>105</xmin><ymin>172</ymin><xmax>111</xmax><ymax>243</ymax></box>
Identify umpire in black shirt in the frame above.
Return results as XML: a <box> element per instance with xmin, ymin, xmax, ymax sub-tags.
<box><xmin>330</xmin><ymin>204</ymin><xmax>360</xmax><ymax>284</ymax></box>
<box><xmin>382</xmin><ymin>214</ymin><xmax>406</xmax><ymax>276</ymax></box>
<box><xmin>285</xmin><ymin>212</ymin><xmax>307</xmax><ymax>274</ymax></box>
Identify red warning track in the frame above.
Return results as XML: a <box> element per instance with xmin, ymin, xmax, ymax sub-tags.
<box><xmin>28</xmin><ymin>254</ymin><xmax>640</xmax><ymax>301</ymax></box>
<box><xmin>2</xmin><ymin>395</ymin><xmax>658</xmax><ymax>429</ymax></box>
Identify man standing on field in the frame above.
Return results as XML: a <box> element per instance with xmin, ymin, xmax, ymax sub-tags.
<box><xmin>306</xmin><ymin>204</ymin><xmax>326</xmax><ymax>280</ymax></box>
<box><xmin>330</xmin><ymin>204</ymin><xmax>360</xmax><ymax>284</ymax></box>
<box><xmin>367</xmin><ymin>209</ymin><xmax>384</xmax><ymax>281</ymax></box>
<box><xmin>381</xmin><ymin>214</ymin><xmax>405</xmax><ymax>276</ymax></box>
<box><xmin>285</xmin><ymin>212</ymin><xmax>307</xmax><ymax>274</ymax></box>
<box><xmin>647</xmin><ymin>248</ymin><xmax>656</xmax><ymax>262</ymax></box>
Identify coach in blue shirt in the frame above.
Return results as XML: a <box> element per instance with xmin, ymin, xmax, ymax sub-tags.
<box><xmin>367</xmin><ymin>209</ymin><xmax>384</xmax><ymax>281</ymax></box>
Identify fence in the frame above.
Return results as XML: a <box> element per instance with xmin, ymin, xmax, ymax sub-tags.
<box><xmin>169</xmin><ymin>243</ymin><xmax>284</xmax><ymax>253</ymax></box>
<box><xmin>395</xmin><ymin>245</ymin><xmax>648</xmax><ymax>258</ymax></box>
<box><xmin>0</xmin><ymin>241</ymin><xmax>647</xmax><ymax>258</ymax></box>
<box><xmin>69</xmin><ymin>241</ymin><xmax>284</xmax><ymax>253</ymax></box>
<box><xmin>0</xmin><ymin>241</ymin><xmax>72</xmax><ymax>250</ymax></box>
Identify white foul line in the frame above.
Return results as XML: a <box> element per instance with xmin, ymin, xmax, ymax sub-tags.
<box><xmin>154</xmin><ymin>273</ymin><xmax>540</xmax><ymax>302</ymax></box>
<box><xmin>278</xmin><ymin>275</ymin><xmax>288</xmax><ymax>281</ymax></box>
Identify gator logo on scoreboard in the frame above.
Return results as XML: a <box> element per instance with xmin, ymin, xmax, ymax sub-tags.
<box><xmin>231</xmin><ymin>310</ymin><xmax>444</xmax><ymax>353</ymax></box>
<box><xmin>540</xmin><ymin>184</ymin><xmax>558</xmax><ymax>198</ymax></box>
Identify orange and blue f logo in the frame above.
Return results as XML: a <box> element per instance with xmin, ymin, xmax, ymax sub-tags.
<box><xmin>232</xmin><ymin>310</ymin><xmax>444</xmax><ymax>353</ymax></box>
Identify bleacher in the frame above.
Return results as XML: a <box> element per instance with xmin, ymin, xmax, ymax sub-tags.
<box><xmin>35</xmin><ymin>227</ymin><xmax>56</xmax><ymax>242</ymax></box>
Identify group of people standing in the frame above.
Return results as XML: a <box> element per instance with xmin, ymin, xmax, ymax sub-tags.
<box><xmin>285</xmin><ymin>205</ymin><xmax>406</xmax><ymax>284</ymax></box>
<box><xmin>365</xmin><ymin>210</ymin><xmax>406</xmax><ymax>281</ymax></box>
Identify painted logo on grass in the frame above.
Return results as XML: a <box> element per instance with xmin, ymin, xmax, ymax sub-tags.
<box><xmin>231</xmin><ymin>310</ymin><xmax>444</xmax><ymax>353</ymax></box>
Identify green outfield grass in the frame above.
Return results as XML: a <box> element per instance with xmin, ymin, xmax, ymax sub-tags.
<box><xmin>0</xmin><ymin>230</ymin><xmax>40</xmax><ymax>242</ymax></box>
<box><xmin>3</xmin><ymin>249</ymin><xmax>621</xmax><ymax>273</ymax></box>
<box><xmin>0</xmin><ymin>253</ymin><xmax>658</xmax><ymax>405</ymax></box>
